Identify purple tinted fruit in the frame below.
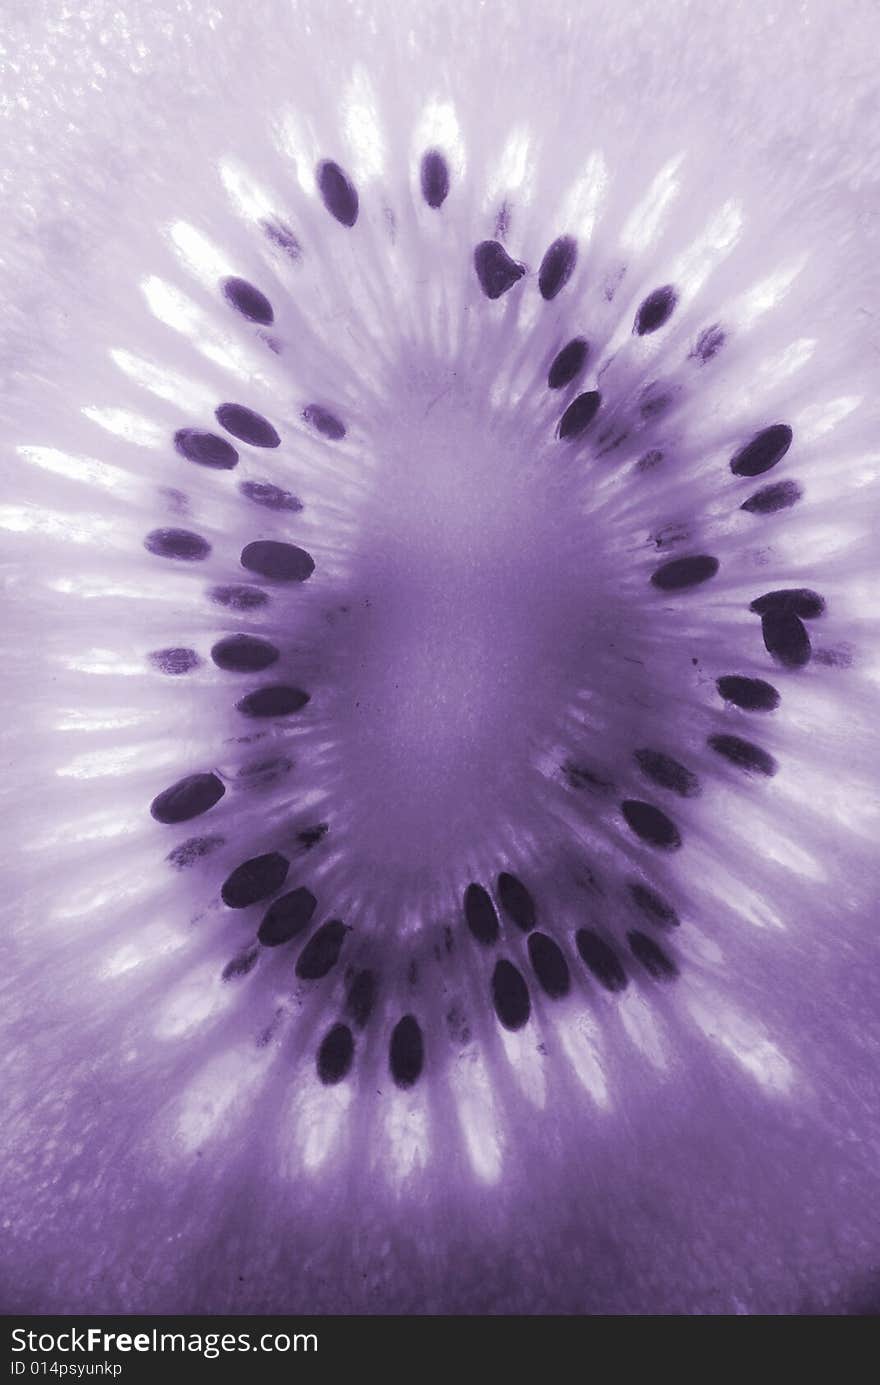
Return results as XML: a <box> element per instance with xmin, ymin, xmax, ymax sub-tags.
<box><xmin>5</xmin><ymin>0</ymin><xmax>878</xmax><ymax>1324</ymax></box>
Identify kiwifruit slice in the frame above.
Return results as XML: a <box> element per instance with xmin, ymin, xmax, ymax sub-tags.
<box><xmin>2</xmin><ymin>0</ymin><xmax>879</xmax><ymax>1320</ymax></box>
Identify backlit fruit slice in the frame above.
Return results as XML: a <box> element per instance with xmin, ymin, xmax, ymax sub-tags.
<box><xmin>2</xmin><ymin>0</ymin><xmax>879</xmax><ymax>1321</ymax></box>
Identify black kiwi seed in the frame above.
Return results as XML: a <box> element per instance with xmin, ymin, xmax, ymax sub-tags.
<box><xmin>215</xmin><ymin>403</ymin><xmax>281</xmax><ymax>448</ymax></box>
<box><xmin>420</xmin><ymin>150</ymin><xmax>450</xmax><ymax>209</ymax></box>
<box><xmin>538</xmin><ymin>235</ymin><xmax>578</xmax><ymax>301</ymax></box>
<box><xmin>389</xmin><ymin>1015</ymin><xmax>424</xmax><ymax>1087</ymax></box>
<box><xmin>144</xmin><ymin>528</ymin><xmax>211</xmax><ymax>561</ymax></box>
<box><xmin>296</xmin><ymin>920</ymin><xmax>349</xmax><ymax>980</ymax></box>
<box><xmin>464</xmin><ymin>883</ymin><xmax>499</xmax><ymax>945</ymax></box>
<box><xmin>716</xmin><ymin>675</ymin><xmax>781</xmax><ymax>711</ymax></box>
<box><xmin>528</xmin><ymin>933</ymin><xmax>571</xmax><ymax>998</ymax></box>
<box><xmin>634</xmin><ymin>748</ymin><xmax>700</xmax><ymax>798</ymax></box>
<box><xmin>491</xmin><ymin>960</ymin><xmax>531</xmax><ymax>1030</ymax></box>
<box><xmin>761</xmin><ymin>612</ymin><xmax>811</xmax><ymax>668</ymax></box>
<box><xmin>220</xmin><ymin>852</ymin><xmax>290</xmax><ymax>908</ymax></box>
<box><xmin>730</xmin><ymin>424</ymin><xmax>793</xmax><ymax>477</ymax></box>
<box><xmin>474</xmin><ymin>240</ymin><xmax>526</xmax><ymax>299</ymax></box>
<box><xmin>317</xmin><ymin>159</ymin><xmax>359</xmax><ymax>227</ymax></box>
<box><xmin>749</xmin><ymin>588</ymin><xmax>825</xmax><ymax>619</ymax></box>
<box><xmin>548</xmin><ymin>337</ymin><xmax>589</xmax><ymax>389</ymax></box>
<box><xmin>651</xmin><ymin>554</ymin><xmax>719</xmax><ymax>591</ymax></box>
<box><xmin>259</xmin><ymin>888</ymin><xmax>318</xmax><ymax>947</ymax></box>
<box><xmin>150</xmin><ymin>772</ymin><xmax>225</xmax><ymax>824</ymax></box>
<box><xmin>740</xmin><ymin>480</ymin><xmax>802</xmax><ymax>514</ymax></box>
<box><xmin>317</xmin><ymin>1024</ymin><xmax>355</xmax><ymax>1084</ymax></box>
<box><xmin>634</xmin><ymin>284</ymin><xmax>677</xmax><ymax>335</ymax></box>
<box><xmin>557</xmin><ymin>390</ymin><xmax>601</xmax><ymax>439</ymax></box>
<box><xmin>221</xmin><ymin>276</ymin><xmax>274</xmax><ymax>325</ymax></box>
<box><xmin>174</xmin><ymin>428</ymin><xmax>239</xmax><ymax>470</ymax></box>
<box><xmin>240</xmin><ymin>541</ymin><xmax>315</xmax><ymax>582</ymax></box>
<box><xmin>496</xmin><ymin>872</ymin><xmax>537</xmax><ymax>932</ymax></box>
<box><xmin>621</xmin><ymin>799</ymin><xmax>682</xmax><ymax>850</ymax></box>
<box><xmin>576</xmin><ymin>930</ymin><xmax>628</xmax><ymax>992</ymax></box>
<box><xmin>707</xmin><ymin>734</ymin><xmax>778</xmax><ymax>777</ymax></box>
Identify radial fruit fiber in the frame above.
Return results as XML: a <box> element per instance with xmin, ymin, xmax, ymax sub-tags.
<box><xmin>1</xmin><ymin>0</ymin><xmax>879</xmax><ymax>1316</ymax></box>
